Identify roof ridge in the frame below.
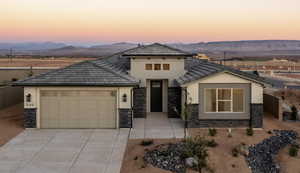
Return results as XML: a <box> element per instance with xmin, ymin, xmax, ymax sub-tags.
<box><xmin>13</xmin><ymin>60</ymin><xmax>90</xmax><ymax>85</ymax></box>
<box><xmin>89</xmin><ymin>60</ymin><xmax>138</xmax><ymax>83</ymax></box>
<box><xmin>96</xmin><ymin>46</ymin><xmax>141</xmax><ymax>61</ymax></box>
<box><xmin>152</xmin><ymin>43</ymin><xmax>191</xmax><ymax>54</ymax></box>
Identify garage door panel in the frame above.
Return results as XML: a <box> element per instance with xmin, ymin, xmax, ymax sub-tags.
<box><xmin>41</xmin><ymin>98</ymin><xmax>60</xmax><ymax>128</ymax></box>
<box><xmin>40</xmin><ymin>90</ymin><xmax>116</xmax><ymax>129</ymax></box>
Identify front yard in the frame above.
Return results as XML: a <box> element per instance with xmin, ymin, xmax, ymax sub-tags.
<box><xmin>0</xmin><ymin>103</ymin><xmax>24</xmax><ymax>146</ymax></box>
<box><xmin>121</xmin><ymin>115</ymin><xmax>300</xmax><ymax>173</ymax></box>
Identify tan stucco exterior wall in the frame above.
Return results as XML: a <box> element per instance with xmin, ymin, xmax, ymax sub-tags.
<box><xmin>182</xmin><ymin>72</ymin><xmax>264</xmax><ymax>104</ymax></box>
<box><xmin>24</xmin><ymin>86</ymin><xmax>133</xmax><ymax>128</ymax></box>
<box><xmin>130</xmin><ymin>57</ymin><xmax>186</xmax><ymax>87</ymax></box>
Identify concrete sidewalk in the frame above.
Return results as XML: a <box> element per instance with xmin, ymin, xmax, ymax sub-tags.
<box><xmin>0</xmin><ymin>129</ymin><xmax>129</xmax><ymax>173</ymax></box>
<box><xmin>129</xmin><ymin>113</ymin><xmax>185</xmax><ymax>139</ymax></box>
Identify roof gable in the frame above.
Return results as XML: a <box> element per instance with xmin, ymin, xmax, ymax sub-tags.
<box><xmin>176</xmin><ymin>59</ymin><xmax>268</xmax><ymax>86</ymax></box>
<box><xmin>123</xmin><ymin>43</ymin><xmax>194</xmax><ymax>56</ymax></box>
<box><xmin>14</xmin><ymin>60</ymin><xmax>138</xmax><ymax>86</ymax></box>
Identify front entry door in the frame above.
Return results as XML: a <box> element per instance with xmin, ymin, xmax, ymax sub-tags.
<box><xmin>151</xmin><ymin>80</ymin><xmax>163</xmax><ymax>112</ymax></box>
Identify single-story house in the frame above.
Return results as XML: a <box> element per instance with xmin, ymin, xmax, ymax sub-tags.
<box><xmin>14</xmin><ymin>43</ymin><xmax>266</xmax><ymax>129</ymax></box>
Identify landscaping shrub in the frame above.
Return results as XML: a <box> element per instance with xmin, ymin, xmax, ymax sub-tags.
<box><xmin>183</xmin><ymin>136</ymin><xmax>208</xmax><ymax>158</ymax></box>
<box><xmin>208</xmin><ymin>128</ymin><xmax>217</xmax><ymax>136</ymax></box>
<box><xmin>140</xmin><ymin>139</ymin><xmax>154</xmax><ymax>146</ymax></box>
<box><xmin>182</xmin><ymin>136</ymin><xmax>211</xmax><ymax>173</ymax></box>
<box><xmin>231</xmin><ymin>143</ymin><xmax>249</xmax><ymax>157</ymax></box>
<box><xmin>206</xmin><ymin>139</ymin><xmax>218</xmax><ymax>148</ymax></box>
<box><xmin>291</xmin><ymin>105</ymin><xmax>298</xmax><ymax>120</ymax></box>
<box><xmin>289</xmin><ymin>144</ymin><xmax>299</xmax><ymax>157</ymax></box>
<box><xmin>246</xmin><ymin>127</ymin><xmax>254</xmax><ymax>136</ymax></box>
<box><xmin>232</xmin><ymin>147</ymin><xmax>239</xmax><ymax>157</ymax></box>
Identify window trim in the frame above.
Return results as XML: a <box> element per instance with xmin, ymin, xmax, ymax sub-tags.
<box><xmin>163</xmin><ymin>64</ymin><xmax>170</xmax><ymax>70</ymax></box>
<box><xmin>145</xmin><ymin>64</ymin><xmax>152</xmax><ymax>70</ymax></box>
<box><xmin>154</xmin><ymin>64</ymin><xmax>161</xmax><ymax>70</ymax></box>
<box><xmin>204</xmin><ymin>88</ymin><xmax>245</xmax><ymax>113</ymax></box>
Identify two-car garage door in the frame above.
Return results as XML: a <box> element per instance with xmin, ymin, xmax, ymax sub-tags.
<box><xmin>40</xmin><ymin>90</ymin><xmax>116</xmax><ymax>129</ymax></box>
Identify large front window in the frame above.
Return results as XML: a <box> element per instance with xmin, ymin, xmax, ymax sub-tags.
<box><xmin>205</xmin><ymin>88</ymin><xmax>244</xmax><ymax>113</ymax></box>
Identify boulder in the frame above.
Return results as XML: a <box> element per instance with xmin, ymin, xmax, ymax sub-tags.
<box><xmin>185</xmin><ymin>157</ymin><xmax>198</xmax><ymax>167</ymax></box>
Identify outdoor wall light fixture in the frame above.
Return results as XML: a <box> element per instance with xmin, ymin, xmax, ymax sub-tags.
<box><xmin>26</xmin><ymin>93</ymin><xmax>32</xmax><ymax>102</ymax></box>
<box><xmin>122</xmin><ymin>94</ymin><xmax>127</xmax><ymax>102</ymax></box>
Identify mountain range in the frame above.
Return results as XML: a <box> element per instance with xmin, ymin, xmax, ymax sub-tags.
<box><xmin>1</xmin><ymin>40</ymin><xmax>300</xmax><ymax>58</ymax></box>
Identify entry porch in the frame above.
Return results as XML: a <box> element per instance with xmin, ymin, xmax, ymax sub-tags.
<box><xmin>129</xmin><ymin>113</ymin><xmax>184</xmax><ymax>139</ymax></box>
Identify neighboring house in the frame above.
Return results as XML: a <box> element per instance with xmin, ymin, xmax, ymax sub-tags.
<box><xmin>14</xmin><ymin>43</ymin><xmax>266</xmax><ymax>129</ymax></box>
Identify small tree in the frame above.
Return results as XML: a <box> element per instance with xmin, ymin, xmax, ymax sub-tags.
<box><xmin>174</xmin><ymin>90</ymin><xmax>192</xmax><ymax>139</ymax></box>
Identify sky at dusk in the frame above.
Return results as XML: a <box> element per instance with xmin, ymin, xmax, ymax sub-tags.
<box><xmin>1</xmin><ymin>0</ymin><xmax>300</xmax><ymax>44</ymax></box>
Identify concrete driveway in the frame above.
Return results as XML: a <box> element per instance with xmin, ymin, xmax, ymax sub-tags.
<box><xmin>0</xmin><ymin>129</ymin><xmax>129</xmax><ymax>173</ymax></box>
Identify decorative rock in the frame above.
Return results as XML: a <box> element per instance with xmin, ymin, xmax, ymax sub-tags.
<box><xmin>144</xmin><ymin>143</ymin><xmax>186</xmax><ymax>173</ymax></box>
<box><xmin>185</xmin><ymin>157</ymin><xmax>198</xmax><ymax>168</ymax></box>
<box><xmin>246</xmin><ymin>130</ymin><xmax>298</xmax><ymax>173</ymax></box>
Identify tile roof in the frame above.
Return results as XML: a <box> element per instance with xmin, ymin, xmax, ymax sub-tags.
<box><xmin>13</xmin><ymin>60</ymin><xmax>139</xmax><ymax>86</ymax></box>
<box><xmin>123</xmin><ymin>43</ymin><xmax>194</xmax><ymax>56</ymax></box>
<box><xmin>13</xmin><ymin>43</ymin><xmax>267</xmax><ymax>87</ymax></box>
<box><xmin>176</xmin><ymin>59</ymin><xmax>268</xmax><ymax>86</ymax></box>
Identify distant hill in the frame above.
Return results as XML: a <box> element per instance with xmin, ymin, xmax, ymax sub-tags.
<box><xmin>38</xmin><ymin>42</ymin><xmax>138</xmax><ymax>57</ymax></box>
<box><xmin>170</xmin><ymin>40</ymin><xmax>300</xmax><ymax>52</ymax></box>
<box><xmin>0</xmin><ymin>42</ymin><xmax>67</xmax><ymax>51</ymax></box>
<box><xmin>1</xmin><ymin>40</ymin><xmax>300</xmax><ymax>58</ymax></box>
<box><xmin>169</xmin><ymin>40</ymin><xmax>300</xmax><ymax>58</ymax></box>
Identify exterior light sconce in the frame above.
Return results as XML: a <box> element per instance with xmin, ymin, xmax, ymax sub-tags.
<box><xmin>26</xmin><ymin>93</ymin><xmax>32</xmax><ymax>102</ymax></box>
<box><xmin>122</xmin><ymin>94</ymin><xmax>127</xmax><ymax>102</ymax></box>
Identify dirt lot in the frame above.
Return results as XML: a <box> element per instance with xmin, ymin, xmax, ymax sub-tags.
<box><xmin>121</xmin><ymin>115</ymin><xmax>300</xmax><ymax>173</ymax></box>
<box><xmin>0</xmin><ymin>58</ymin><xmax>96</xmax><ymax>67</ymax></box>
<box><xmin>0</xmin><ymin>103</ymin><xmax>24</xmax><ymax>146</ymax></box>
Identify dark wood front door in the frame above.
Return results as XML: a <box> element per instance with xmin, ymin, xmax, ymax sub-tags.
<box><xmin>151</xmin><ymin>80</ymin><xmax>163</xmax><ymax>112</ymax></box>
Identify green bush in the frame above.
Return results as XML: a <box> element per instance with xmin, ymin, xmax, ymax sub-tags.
<box><xmin>208</xmin><ymin>128</ymin><xmax>217</xmax><ymax>136</ymax></box>
<box><xmin>206</xmin><ymin>139</ymin><xmax>218</xmax><ymax>148</ymax></box>
<box><xmin>182</xmin><ymin>136</ymin><xmax>210</xmax><ymax>172</ymax></box>
<box><xmin>246</xmin><ymin>128</ymin><xmax>254</xmax><ymax>136</ymax></box>
<box><xmin>289</xmin><ymin>144</ymin><xmax>299</xmax><ymax>157</ymax></box>
<box><xmin>140</xmin><ymin>140</ymin><xmax>153</xmax><ymax>146</ymax></box>
<box><xmin>232</xmin><ymin>147</ymin><xmax>239</xmax><ymax>157</ymax></box>
<box><xmin>183</xmin><ymin>136</ymin><xmax>208</xmax><ymax>157</ymax></box>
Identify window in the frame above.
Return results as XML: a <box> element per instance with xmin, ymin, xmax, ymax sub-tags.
<box><xmin>145</xmin><ymin>64</ymin><xmax>152</xmax><ymax>70</ymax></box>
<box><xmin>205</xmin><ymin>88</ymin><xmax>244</xmax><ymax>113</ymax></box>
<box><xmin>163</xmin><ymin>64</ymin><xmax>170</xmax><ymax>70</ymax></box>
<box><xmin>154</xmin><ymin>64</ymin><xmax>161</xmax><ymax>70</ymax></box>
